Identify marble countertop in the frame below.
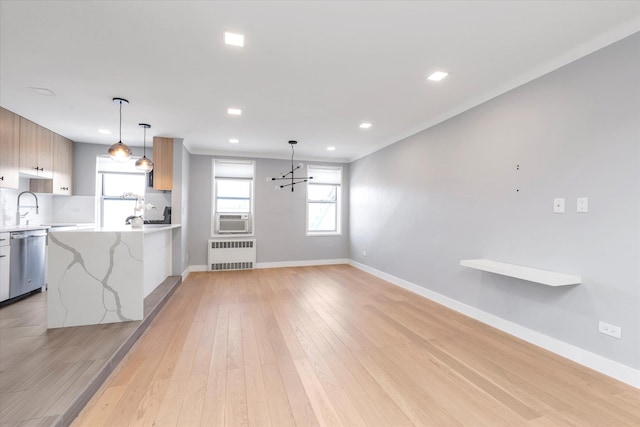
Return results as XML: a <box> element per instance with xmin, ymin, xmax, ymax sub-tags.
<box><xmin>0</xmin><ymin>223</ymin><xmax>96</xmax><ymax>233</ymax></box>
<box><xmin>50</xmin><ymin>224</ymin><xmax>181</xmax><ymax>234</ymax></box>
<box><xmin>0</xmin><ymin>225</ymin><xmax>51</xmax><ymax>233</ymax></box>
<box><xmin>41</xmin><ymin>223</ymin><xmax>96</xmax><ymax>228</ymax></box>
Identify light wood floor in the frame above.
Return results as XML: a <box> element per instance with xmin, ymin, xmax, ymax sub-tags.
<box><xmin>73</xmin><ymin>265</ymin><xmax>640</xmax><ymax>426</ymax></box>
<box><xmin>0</xmin><ymin>277</ymin><xmax>179</xmax><ymax>427</ymax></box>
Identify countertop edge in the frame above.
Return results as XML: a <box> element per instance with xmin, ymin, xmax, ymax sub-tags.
<box><xmin>48</xmin><ymin>224</ymin><xmax>181</xmax><ymax>234</ymax></box>
<box><xmin>0</xmin><ymin>225</ymin><xmax>51</xmax><ymax>233</ymax></box>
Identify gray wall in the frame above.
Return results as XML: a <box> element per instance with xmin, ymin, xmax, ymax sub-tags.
<box><xmin>73</xmin><ymin>142</ymin><xmax>108</xmax><ymax>196</ymax></box>
<box><xmin>349</xmin><ymin>33</ymin><xmax>640</xmax><ymax>368</ymax></box>
<box><xmin>188</xmin><ymin>155</ymin><xmax>349</xmax><ymax>265</ymax></box>
<box><xmin>170</xmin><ymin>139</ymin><xmax>190</xmax><ymax>275</ymax></box>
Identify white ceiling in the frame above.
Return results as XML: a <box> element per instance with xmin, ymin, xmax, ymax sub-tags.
<box><xmin>1</xmin><ymin>1</ymin><xmax>639</xmax><ymax>162</ymax></box>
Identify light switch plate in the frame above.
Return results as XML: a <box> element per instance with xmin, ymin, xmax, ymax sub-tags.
<box><xmin>577</xmin><ymin>197</ymin><xmax>589</xmax><ymax>213</ymax></box>
<box><xmin>553</xmin><ymin>198</ymin><xmax>565</xmax><ymax>213</ymax></box>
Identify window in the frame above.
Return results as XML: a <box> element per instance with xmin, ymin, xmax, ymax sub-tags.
<box><xmin>307</xmin><ymin>165</ymin><xmax>342</xmax><ymax>234</ymax></box>
<box><xmin>216</xmin><ymin>179</ymin><xmax>251</xmax><ymax>213</ymax></box>
<box><xmin>212</xmin><ymin>159</ymin><xmax>255</xmax><ymax>234</ymax></box>
<box><xmin>96</xmin><ymin>156</ymin><xmax>147</xmax><ymax>228</ymax></box>
<box><xmin>99</xmin><ymin>172</ymin><xmax>146</xmax><ymax>228</ymax></box>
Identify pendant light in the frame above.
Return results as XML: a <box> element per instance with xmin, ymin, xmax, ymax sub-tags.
<box><xmin>108</xmin><ymin>97</ymin><xmax>133</xmax><ymax>161</ymax></box>
<box><xmin>267</xmin><ymin>140</ymin><xmax>313</xmax><ymax>192</ymax></box>
<box><xmin>135</xmin><ymin>123</ymin><xmax>154</xmax><ymax>172</ymax></box>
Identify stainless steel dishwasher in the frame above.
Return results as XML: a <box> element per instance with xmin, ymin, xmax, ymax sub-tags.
<box><xmin>9</xmin><ymin>229</ymin><xmax>47</xmax><ymax>299</ymax></box>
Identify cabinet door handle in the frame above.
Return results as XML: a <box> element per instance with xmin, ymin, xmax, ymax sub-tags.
<box><xmin>39</xmin><ymin>167</ymin><xmax>44</xmax><ymax>171</ymax></box>
<box><xmin>0</xmin><ymin>255</ymin><xmax>6</xmax><ymax>258</ymax></box>
<box><xmin>0</xmin><ymin>176</ymin><xmax>4</xmax><ymax>181</ymax></box>
<box><xmin>34</xmin><ymin>166</ymin><xmax>39</xmax><ymax>171</ymax></box>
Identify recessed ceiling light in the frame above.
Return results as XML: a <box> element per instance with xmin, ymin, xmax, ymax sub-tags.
<box><xmin>227</xmin><ymin>108</ymin><xmax>242</xmax><ymax>116</ymax></box>
<box><xmin>29</xmin><ymin>87</ymin><xmax>55</xmax><ymax>96</ymax></box>
<box><xmin>229</xmin><ymin>138</ymin><xmax>239</xmax><ymax>144</ymax></box>
<box><xmin>97</xmin><ymin>129</ymin><xmax>112</xmax><ymax>135</ymax></box>
<box><xmin>224</xmin><ymin>32</ymin><xmax>245</xmax><ymax>47</ymax></box>
<box><xmin>427</xmin><ymin>71</ymin><xmax>449</xmax><ymax>81</ymax></box>
<box><xmin>359</xmin><ymin>122</ymin><xmax>372</xmax><ymax>129</ymax></box>
<box><xmin>327</xmin><ymin>146</ymin><xmax>336</xmax><ymax>151</ymax></box>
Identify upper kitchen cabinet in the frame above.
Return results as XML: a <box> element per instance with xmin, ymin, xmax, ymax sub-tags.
<box><xmin>0</xmin><ymin>107</ymin><xmax>20</xmax><ymax>189</ymax></box>
<box><xmin>153</xmin><ymin>137</ymin><xmax>173</xmax><ymax>191</ymax></box>
<box><xmin>30</xmin><ymin>133</ymin><xmax>73</xmax><ymax>195</ymax></box>
<box><xmin>52</xmin><ymin>134</ymin><xmax>73</xmax><ymax>194</ymax></box>
<box><xmin>19</xmin><ymin>117</ymin><xmax>53</xmax><ymax>179</ymax></box>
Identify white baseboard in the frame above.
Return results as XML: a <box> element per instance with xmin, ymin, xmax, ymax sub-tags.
<box><xmin>255</xmin><ymin>258</ymin><xmax>348</xmax><ymax>269</ymax></box>
<box><xmin>183</xmin><ymin>259</ymin><xmax>347</xmax><ymax>276</ymax></box>
<box><xmin>182</xmin><ymin>264</ymin><xmax>207</xmax><ymax>280</ymax></box>
<box><xmin>348</xmin><ymin>259</ymin><xmax>640</xmax><ymax>389</ymax></box>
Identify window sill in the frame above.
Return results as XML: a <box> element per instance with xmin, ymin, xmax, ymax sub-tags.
<box><xmin>211</xmin><ymin>233</ymin><xmax>255</xmax><ymax>238</ymax></box>
<box><xmin>306</xmin><ymin>231</ymin><xmax>342</xmax><ymax>237</ymax></box>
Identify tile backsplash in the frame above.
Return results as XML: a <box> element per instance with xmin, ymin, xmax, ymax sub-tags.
<box><xmin>0</xmin><ymin>181</ymin><xmax>171</xmax><ymax>227</ymax></box>
<box><xmin>51</xmin><ymin>196</ymin><xmax>96</xmax><ymax>223</ymax></box>
<box><xmin>0</xmin><ymin>179</ymin><xmax>54</xmax><ymax>227</ymax></box>
<box><xmin>143</xmin><ymin>191</ymin><xmax>172</xmax><ymax>221</ymax></box>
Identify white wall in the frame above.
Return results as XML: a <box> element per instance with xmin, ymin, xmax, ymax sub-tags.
<box><xmin>349</xmin><ymin>33</ymin><xmax>640</xmax><ymax>370</ymax></box>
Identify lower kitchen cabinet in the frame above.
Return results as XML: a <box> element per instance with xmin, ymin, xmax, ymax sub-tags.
<box><xmin>0</xmin><ymin>233</ymin><xmax>10</xmax><ymax>302</ymax></box>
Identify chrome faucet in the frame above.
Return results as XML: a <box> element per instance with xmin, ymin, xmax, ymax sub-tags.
<box><xmin>17</xmin><ymin>191</ymin><xmax>39</xmax><ymax>224</ymax></box>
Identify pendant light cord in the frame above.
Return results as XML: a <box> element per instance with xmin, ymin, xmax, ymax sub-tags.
<box><xmin>291</xmin><ymin>143</ymin><xmax>295</xmax><ymax>189</ymax></box>
<box><xmin>143</xmin><ymin>126</ymin><xmax>147</xmax><ymax>156</ymax></box>
<box><xmin>119</xmin><ymin>100</ymin><xmax>123</xmax><ymax>143</ymax></box>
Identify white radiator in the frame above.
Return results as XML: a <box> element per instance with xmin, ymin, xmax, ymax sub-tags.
<box><xmin>208</xmin><ymin>239</ymin><xmax>256</xmax><ymax>271</ymax></box>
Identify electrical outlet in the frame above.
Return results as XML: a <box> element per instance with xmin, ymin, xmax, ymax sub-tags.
<box><xmin>598</xmin><ymin>321</ymin><xmax>622</xmax><ymax>339</ymax></box>
<box><xmin>553</xmin><ymin>198</ymin><xmax>565</xmax><ymax>213</ymax></box>
<box><xmin>362</xmin><ymin>250</ymin><xmax>367</xmax><ymax>257</ymax></box>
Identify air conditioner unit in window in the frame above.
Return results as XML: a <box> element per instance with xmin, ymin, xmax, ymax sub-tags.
<box><xmin>217</xmin><ymin>213</ymin><xmax>250</xmax><ymax>234</ymax></box>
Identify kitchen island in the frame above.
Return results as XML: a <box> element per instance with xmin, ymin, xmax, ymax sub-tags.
<box><xmin>47</xmin><ymin>224</ymin><xmax>180</xmax><ymax>328</ymax></box>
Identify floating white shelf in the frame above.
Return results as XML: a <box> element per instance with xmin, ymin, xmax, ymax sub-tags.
<box><xmin>460</xmin><ymin>259</ymin><xmax>581</xmax><ymax>287</ymax></box>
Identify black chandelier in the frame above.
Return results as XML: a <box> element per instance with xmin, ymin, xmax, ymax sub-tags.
<box><xmin>267</xmin><ymin>140</ymin><xmax>313</xmax><ymax>192</ymax></box>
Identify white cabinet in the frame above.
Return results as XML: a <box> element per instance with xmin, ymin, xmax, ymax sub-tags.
<box><xmin>0</xmin><ymin>232</ymin><xmax>9</xmax><ymax>302</ymax></box>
